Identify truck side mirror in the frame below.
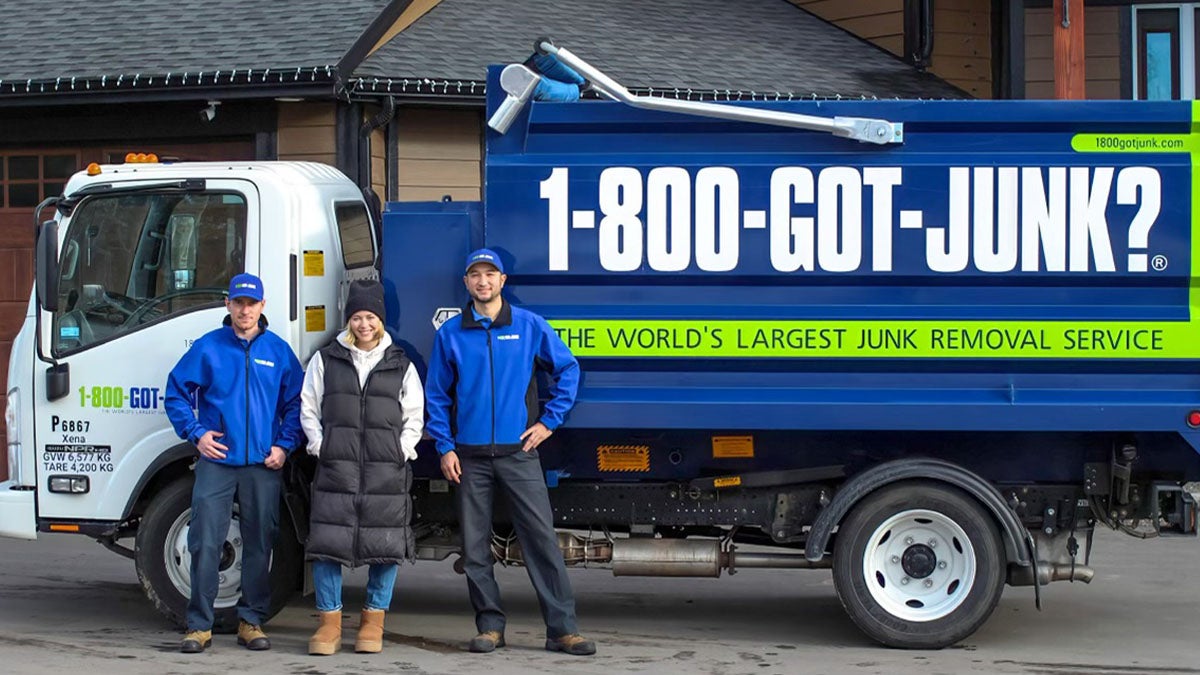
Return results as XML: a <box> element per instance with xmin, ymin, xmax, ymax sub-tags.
<box><xmin>45</xmin><ymin>363</ymin><xmax>70</xmax><ymax>401</ymax></box>
<box><xmin>35</xmin><ymin>219</ymin><xmax>60</xmax><ymax>312</ymax></box>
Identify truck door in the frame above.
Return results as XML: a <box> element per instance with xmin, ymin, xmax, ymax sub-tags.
<box><xmin>36</xmin><ymin>181</ymin><xmax>260</xmax><ymax>521</ymax></box>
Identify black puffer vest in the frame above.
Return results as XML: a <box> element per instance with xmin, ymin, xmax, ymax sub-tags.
<box><xmin>305</xmin><ymin>339</ymin><xmax>414</xmax><ymax>566</ymax></box>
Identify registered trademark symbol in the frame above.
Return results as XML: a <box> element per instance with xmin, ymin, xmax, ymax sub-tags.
<box><xmin>1151</xmin><ymin>255</ymin><xmax>1168</xmax><ymax>271</ymax></box>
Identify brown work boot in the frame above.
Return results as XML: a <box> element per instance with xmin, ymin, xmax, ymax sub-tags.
<box><xmin>467</xmin><ymin>630</ymin><xmax>505</xmax><ymax>653</ymax></box>
<box><xmin>180</xmin><ymin>629</ymin><xmax>211</xmax><ymax>653</ymax></box>
<box><xmin>308</xmin><ymin>610</ymin><xmax>342</xmax><ymax>656</ymax></box>
<box><xmin>237</xmin><ymin>620</ymin><xmax>271</xmax><ymax>651</ymax></box>
<box><xmin>354</xmin><ymin>608</ymin><xmax>386</xmax><ymax>653</ymax></box>
<box><xmin>545</xmin><ymin>633</ymin><xmax>596</xmax><ymax>656</ymax></box>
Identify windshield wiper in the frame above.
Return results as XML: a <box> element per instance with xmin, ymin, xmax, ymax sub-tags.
<box><xmin>58</xmin><ymin>178</ymin><xmax>207</xmax><ymax>216</ymax></box>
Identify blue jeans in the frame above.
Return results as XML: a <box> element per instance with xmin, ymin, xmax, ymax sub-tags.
<box><xmin>458</xmin><ymin>450</ymin><xmax>579</xmax><ymax>639</ymax></box>
<box><xmin>312</xmin><ymin>559</ymin><xmax>398</xmax><ymax>612</ymax></box>
<box><xmin>186</xmin><ymin>460</ymin><xmax>282</xmax><ymax>631</ymax></box>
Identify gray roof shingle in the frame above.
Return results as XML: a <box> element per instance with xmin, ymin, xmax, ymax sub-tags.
<box><xmin>0</xmin><ymin>0</ymin><xmax>389</xmax><ymax>81</ymax></box>
<box><xmin>0</xmin><ymin>0</ymin><xmax>966</xmax><ymax>101</ymax></box>
<box><xmin>357</xmin><ymin>0</ymin><xmax>967</xmax><ymax>99</ymax></box>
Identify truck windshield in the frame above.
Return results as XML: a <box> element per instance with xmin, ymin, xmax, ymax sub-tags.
<box><xmin>51</xmin><ymin>191</ymin><xmax>247</xmax><ymax>355</ymax></box>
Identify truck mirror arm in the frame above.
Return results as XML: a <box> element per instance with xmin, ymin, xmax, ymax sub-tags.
<box><xmin>33</xmin><ymin>219</ymin><xmax>71</xmax><ymax>401</ymax></box>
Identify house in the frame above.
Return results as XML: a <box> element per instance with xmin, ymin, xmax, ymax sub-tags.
<box><xmin>799</xmin><ymin>0</ymin><xmax>1191</xmax><ymax>101</ymax></box>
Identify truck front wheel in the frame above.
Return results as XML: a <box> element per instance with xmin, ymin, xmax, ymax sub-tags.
<box><xmin>831</xmin><ymin>481</ymin><xmax>1005</xmax><ymax>649</ymax></box>
<box><xmin>133</xmin><ymin>476</ymin><xmax>303</xmax><ymax>632</ymax></box>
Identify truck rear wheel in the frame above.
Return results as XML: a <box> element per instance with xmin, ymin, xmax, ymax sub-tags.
<box><xmin>133</xmin><ymin>476</ymin><xmax>303</xmax><ymax>632</ymax></box>
<box><xmin>832</xmin><ymin>481</ymin><xmax>1005</xmax><ymax>649</ymax></box>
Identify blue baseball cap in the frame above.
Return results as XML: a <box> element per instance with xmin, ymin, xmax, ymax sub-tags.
<box><xmin>228</xmin><ymin>273</ymin><xmax>265</xmax><ymax>301</ymax></box>
<box><xmin>464</xmin><ymin>248</ymin><xmax>505</xmax><ymax>274</ymax></box>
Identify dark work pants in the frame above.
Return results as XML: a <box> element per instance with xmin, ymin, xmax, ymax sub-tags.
<box><xmin>457</xmin><ymin>450</ymin><xmax>579</xmax><ymax>638</ymax></box>
<box><xmin>186</xmin><ymin>460</ymin><xmax>282</xmax><ymax>631</ymax></box>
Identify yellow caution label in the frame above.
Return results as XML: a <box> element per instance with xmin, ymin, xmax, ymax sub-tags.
<box><xmin>305</xmin><ymin>305</ymin><xmax>326</xmax><ymax>332</ymax></box>
<box><xmin>712</xmin><ymin>435</ymin><xmax>754</xmax><ymax>458</ymax></box>
<box><xmin>303</xmin><ymin>250</ymin><xmax>325</xmax><ymax>277</ymax></box>
<box><xmin>597</xmin><ymin>445</ymin><xmax>650</xmax><ymax>472</ymax></box>
<box><xmin>713</xmin><ymin>476</ymin><xmax>742</xmax><ymax>488</ymax></box>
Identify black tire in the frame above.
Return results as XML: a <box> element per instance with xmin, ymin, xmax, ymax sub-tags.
<box><xmin>831</xmin><ymin>481</ymin><xmax>1006</xmax><ymax>649</ymax></box>
<box><xmin>134</xmin><ymin>476</ymin><xmax>304</xmax><ymax>633</ymax></box>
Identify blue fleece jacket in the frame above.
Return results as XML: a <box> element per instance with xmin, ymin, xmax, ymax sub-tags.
<box><xmin>425</xmin><ymin>299</ymin><xmax>580</xmax><ymax>456</ymax></box>
<box><xmin>165</xmin><ymin>316</ymin><xmax>304</xmax><ymax>465</ymax></box>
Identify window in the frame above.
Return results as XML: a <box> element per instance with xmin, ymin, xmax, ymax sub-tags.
<box><xmin>1133</xmin><ymin>5</ymin><xmax>1198</xmax><ymax>99</ymax></box>
<box><xmin>335</xmin><ymin>202</ymin><xmax>375</xmax><ymax>268</ymax></box>
<box><xmin>0</xmin><ymin>152</ymin><xmax>78</xmax><ymax>209</ymax></box>
<box><xmin>53</xmin><ymin>192</ymin><xmax>247</xmax><ymax>354</ymax></box>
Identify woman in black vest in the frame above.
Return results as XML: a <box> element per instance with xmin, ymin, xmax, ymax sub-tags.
<box><xmin>299</xmin><ymin>280</ymin><xmax>424</xmax><ymax>655</ymax></box>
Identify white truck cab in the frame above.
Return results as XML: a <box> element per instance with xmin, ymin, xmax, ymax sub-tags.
<box><xmin>1</xmin><ymin>160</ymin><xmax>376</xmax><ymax>629</ymax></box>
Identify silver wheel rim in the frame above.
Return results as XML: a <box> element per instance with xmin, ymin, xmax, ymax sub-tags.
<box><xmin>861</xmin><ymin>508</ymin><xmax>976</xmax><ymax>622</ymax></box>
<box><xmin>164</xmin><ymin>508</ymin><xmax>244</xmax><ymax>609</ymax></box>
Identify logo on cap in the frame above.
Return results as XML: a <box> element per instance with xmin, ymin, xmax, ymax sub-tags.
<box><xmin>465</xmin><ymin>248</ymin><xmax>505</xmax><ymax>274</ymax></box>
<box><xmin>228</xmin><ymin>273</ymin><xmax>265</xmax><ymax>301</ymax></box>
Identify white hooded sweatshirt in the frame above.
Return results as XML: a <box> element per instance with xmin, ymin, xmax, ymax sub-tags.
<box><xmin>299</xmin><ymin>328</ymin><xmax>424</xmax><ymax>460</ymax></box>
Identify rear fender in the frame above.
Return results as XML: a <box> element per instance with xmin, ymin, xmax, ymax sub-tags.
<box><xmin>804</xmin><ymin>458</ymin><xmax>1032</xmax><ymax>567</ymax></box>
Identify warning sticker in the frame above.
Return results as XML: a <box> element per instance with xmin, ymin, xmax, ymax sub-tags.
<box><xmin>303</xmin><ymin>250</ymin><xmax>325</xmax><ymax>277</ymax></box>
<box><xmin>712</xmin><ymin>435</ymin><xmax>755</xmax><ymax>459</ymax></box>
<box><xmin>597</xmin><ymin>445</ymin><xmax>650</xmax><ymax>472</ymax></box>
<box><xmin>712</xmin><ymin>476</ymin><xmax>742</xmax><ymax>489</ymax></box>
<box><xmin>305</xmin><ymin>305</ymin><xmax>326</xmax><ymax>333</ymax></box>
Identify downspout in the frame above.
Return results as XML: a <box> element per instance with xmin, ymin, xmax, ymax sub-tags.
<box><xmin>995</xmin><ymin>0</ymin><xmax>1026</xmax><ymax>99</ymax></box>
<box><xmin>358</xmin><ymin>94</ymin><xmax>396</xmax><ymax>191</ymax></box>
<box><xmin>919</xmin><ymin>0</ymin><xmax>935</xmax><ymax>67</ymax></box>
<box><xmin>905</xmin><ymin>0</ymin><xmax>935</xmax><ymax>70</ymax></box>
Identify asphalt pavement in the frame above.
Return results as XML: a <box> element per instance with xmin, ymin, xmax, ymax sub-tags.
<box><xmin>1</xmin><ymin>529</ymin><xmax>1198</xmax><ymax>674</ymax></box>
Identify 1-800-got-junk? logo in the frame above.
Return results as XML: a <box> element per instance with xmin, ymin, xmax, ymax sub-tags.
<box><xmin>78</xmin><ymin>384</ymin><xmax>165</xmax><ymax>413</ymax></box>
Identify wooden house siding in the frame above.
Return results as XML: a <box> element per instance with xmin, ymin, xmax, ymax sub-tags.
<box><xmin>1025</xmin><ymin>6</ymin><xmax>1122</xmax><ymax>99</ymax></box>
<box><xmin>395</xmin><ymin>107</ymin><xmax>482</xmax><ymax>202</ymax></box>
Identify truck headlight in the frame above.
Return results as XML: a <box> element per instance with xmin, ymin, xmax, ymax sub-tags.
<box><xmin>5</xmin><ymin>388</ymin><xmax>20</xmax><ymax>484</ymax></box>
<box><xmin>48</xmin><ymin>475</ymin><xmax>88</xmax><ymax>494</ymax></box>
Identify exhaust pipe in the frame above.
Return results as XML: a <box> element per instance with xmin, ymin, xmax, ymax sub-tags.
<box><xmin>611</xmin><ymin>539</ymin><xmax>830</xmax><ymax>576</ymax></box>
<box><xmin>1008</xmin><ymin>563</ymin><xmax>1095</xmax><ymax>586</ymax></box>
<box><xmin>487</xmin><ymin>530</ymin><xmax>825</xmax><ymax>571</ymax></box>
<box><xmin>489</xmin><ymin>533</ymin><xmax>828</xmax><ymax>577</ymax></box>
<box><xmin>611</xmin><ymin>538</ymin><xmax>723</xmax><ymax>577</ymax></box>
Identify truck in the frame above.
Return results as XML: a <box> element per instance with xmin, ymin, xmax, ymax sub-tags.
<box><xmin>3</xmin><ymin>43</ymin><xmax>1200</xmax><ymax>649</ymax></box>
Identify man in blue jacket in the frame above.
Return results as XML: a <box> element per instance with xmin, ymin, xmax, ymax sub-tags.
<box><xmin>165</xmin><ymin>273</ymin><xmax>304</xmax><ymax>654</ymax></box>
<box><xmin>426</xmin><ymin>249</ymin><xmax>596</xmax><ymax>656</ymax></box>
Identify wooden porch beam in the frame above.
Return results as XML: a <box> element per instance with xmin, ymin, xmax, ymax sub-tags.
<box><xmin>1054</xmin><ymin>0</ymin><xmax>1087</xmax><ymax>98</ymax></box>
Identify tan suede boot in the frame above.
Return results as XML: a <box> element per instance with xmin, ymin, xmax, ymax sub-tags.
<box><xmin>308</xmin><ymin>610</ymin><xmax>342</xmax><ymax>655</ymax></box>
<box><xmin>354</xmin><ymin>609</ymin><xmax>385</xmax><ymax>653</ymax></box>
